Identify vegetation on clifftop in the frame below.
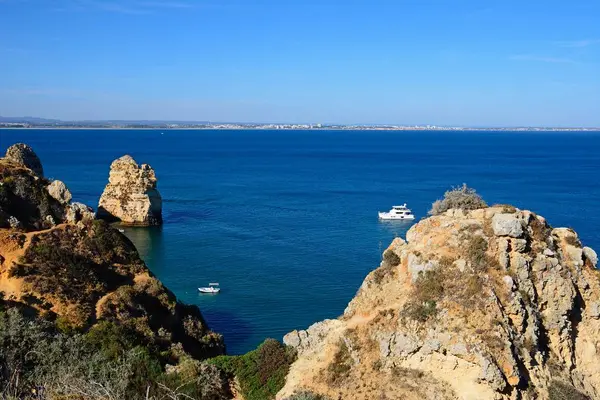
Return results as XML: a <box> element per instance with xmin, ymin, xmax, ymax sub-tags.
<box><xmin>209</xmin><ymin>338</ymin><xmax>297</xmax><ymax>400</ymax></box>
<box><xmin>0</xmin><ymin>306</ymin><xmax>231</xmax><ymax>399</ymax></box>
<box><xmin>429</xmin><ymin>183</ymin><xmax>487</xmax><ymax>216</ymax></box>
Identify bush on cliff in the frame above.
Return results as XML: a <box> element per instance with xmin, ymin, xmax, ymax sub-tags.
<box><xmin>285</xmin><ymin>391</ymin><xmax>331</xmax><ymax>400</ymax></box>
<box><xmin>548</xmin><ymin>380</ymin><xmax>590</xmax><ymax>400</ymax></box>
<box><xmin>429</xmin><ymin>184</ymin><xmax>487</xmax><ymax>216</ymax></box>
<box><xmin>402</xmin><ymin>268</ymin><xmax>446</xmax><ymax>322</ymax></box>
<box><xmin>326</xmin><ymin>339</ymin><xmax>354</xmax><ymax>385</ymax></box>
<box><xmin>0</xmin><ymin>307</ymin><xmax>231</xmax><ymax>399</ymax></box>
<box><xmin>209</xmin><ymin>338</ymin><xmax>297</xmax><ymax>400</ymax></box>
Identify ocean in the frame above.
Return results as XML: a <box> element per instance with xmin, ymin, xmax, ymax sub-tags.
<box><xmin>1</xmin><ymin>129</ymin><xmax>599</xmax><ymax>354</ymax></box>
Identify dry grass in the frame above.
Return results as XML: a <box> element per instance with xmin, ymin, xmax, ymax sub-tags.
<box><xmin>529</xmin><ymin>215</ymin><xmax>551</xmax><ymax>243</ymax></box>
<box><xmin>564</xmin><ymin>235</ymin><xmax>581</xmax><ymax>247</ymax></box>
<box><xmin>401</xmin><ymin>267</ymin><xmax>446</xmax><ymax>322</ymax></box>
<box><xmin>493</xmin><ymin>204</ymin><xmax>517</xmax><ymax>213</ymax></box>
<box><xmin>372</xmin><ymin>250</ymin><xmax>401</xmax><ymax>284</ymax></box>
<box><xmin>548</xmin><ymin>380</ymin><xmax>590</xmax><ymax>400</ymax></box>
<box><xmin>326</xmin><ymin>340</ymin><xmax>354</xmax><ymax>385</ymax></box>
<box><xmin>429</xmin><ymin>184</ymin><xmax>487</xmax><ymax>216</ymax></box>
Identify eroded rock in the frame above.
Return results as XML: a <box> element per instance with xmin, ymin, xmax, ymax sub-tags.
<box><xmin>65</xmin><ymin>202</ymin><xmax>95</xmax><ymax>224</ymax></box>
<box><xmin>97</xmin><ymin>155</ymin><xmax>162</xmax><ymax>225</ymax></box>
<box><xmin>47</xmin><ymin>180</ymin><xmax>72</xmax><ymax>204</ymax></box>
<box><xmin>5</xmin><ymin>143</ymin><xmax>44</xmax><ymax>176</ymax></box>
<box><xmin>583</xmin><ymin>247</ymin><xmax>598</xmax><ymax>268</ymax></box>
<box><xmin>492</xmin><ymin>214</ymin><xmax>524</xmax><ymax>238</ymax></box>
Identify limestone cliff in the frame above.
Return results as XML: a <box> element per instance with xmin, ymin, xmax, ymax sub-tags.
<box><xmin>280</xmin><ymin>207</ymin><xmax>600</xmax><ymax>400</ymax></box>
<box><xmin>97</xmin><ymin>155</ymin><xmax>162</xmax><ymax>225</ymax></box>
<box><xmin>0</xmin><ymin>148</ymin><xmax>223</xmax><ymax>361</ymax></box>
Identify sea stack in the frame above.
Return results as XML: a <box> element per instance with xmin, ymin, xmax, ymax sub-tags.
<box><xmin>5</xmin><ymin>143</ymin><xmax>44</xmax><ymax>177</ymax></box>
<box><xmin>97</xmin><ymin>155</ymin><xmax>162</xmax><ymax>225</ymax></box>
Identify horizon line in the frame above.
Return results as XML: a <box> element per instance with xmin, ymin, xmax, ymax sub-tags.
<box><xmin>0</xmin><ymin>116</ymin><xmax>599</xmax><ymax>130</ymax></box>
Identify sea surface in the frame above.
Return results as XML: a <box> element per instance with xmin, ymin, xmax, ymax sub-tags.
<box><xmin>1</xmin><ymin>129</ymin><xmax>599</xmax><ymax>354</ymax></box>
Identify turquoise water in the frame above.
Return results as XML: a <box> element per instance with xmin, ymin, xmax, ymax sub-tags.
<box><xmin>1</xmin><ymin>129</ymin><xmax>599</xmax><ymax>354</ymax></box>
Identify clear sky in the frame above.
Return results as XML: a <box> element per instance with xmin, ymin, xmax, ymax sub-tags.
<box><xmin>1</xmin><ymin>0</ymin><xmax>599</xmax><ymax>126</ymax></box>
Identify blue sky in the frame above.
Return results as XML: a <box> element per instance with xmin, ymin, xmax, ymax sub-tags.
<box><xmin>1</xmin><ymin>0</ymin><xmax>599</xmax><ymax>126</ymax></box>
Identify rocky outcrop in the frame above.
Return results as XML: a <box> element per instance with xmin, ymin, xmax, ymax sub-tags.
<box><xmin>0</xmin><ymin>147</ymin><xmax>224</xmax><ymax>361</ymax></box>
<box><xmin>492</xmin><ymin>213</ymin><xmax>524</xmax><ymax>238</ymax></box>
<box><xmin>97</xmin><ymin>155</ymin><xmax>162</xmax><ymax>226</ymax></box>
<box><xmin>46</xmin><ymin>180</ymin><xmax>72</xmax><ymax>204</ymax></box>
<box><xmin>0</xmin><ymin>149</ymin><xmax>93</xmax><ymax>230</ymax></box>
<box><xmin>279</xmin><ymin>206</ymin><xmax>600</xmax><ymax>400</ymax></box>
<box><xmin>5</xmin><ymin>143</ymin><xmax>44</xmax><ymax>177</ymax></box>
<box><xmin>65</xmin><ymin>201</ymin><xmax>95</xmax><ymax>224</ymax></box>
<box><xmin>0</xmin><ymin>158</ymin><xmax>65</xmax><ymax>230</ymax></box>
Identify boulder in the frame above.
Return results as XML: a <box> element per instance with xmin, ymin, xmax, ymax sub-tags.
<box><xmin>8</xmin><ymin>216</ymin><xmax>22</xmax><ymax>229</ymax></box>
<box><xmin>583</xmin><ymin>247</ymin><xmax>598</xmax><ymax>268</ymax></box>
<box><xmin>5</xmin><ymin>143</ymin><xmax>44</xmax><ymax>177</ymax></box>
<box><xmin>97</xmin><ymin>155</ymin><xmax>162</xmax><ymax>225</ymax></box>
<box><xmin>283</xmin><ymin>319</ymin><xmax>342</xmax><ymax>356</ymax></box>
<box><xmin>492</xmin><ymin>214</ymin><xmax>524</xmax><ymax>238</ymax></box>
<box><xmin>47</xmin><ymin>180</ymin><xmax>72</xmax><ymax>204</ymax></box>
<box><xmin>65</xmin><ymin>202</ymin><xmax>95</xmax><ymax>224</ymax></box>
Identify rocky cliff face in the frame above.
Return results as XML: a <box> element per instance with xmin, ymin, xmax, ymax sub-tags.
<box><xmin>97</xmin><ymin>155</ymin><xmax>162</xmax><ymax>226</ymax></box>
<box><xmin>0</xmin><ymin>157</ymin><xmax>94</xmax><ymax>231</ymax></box>
<box><xmin>0</xmin><ymin>147</ymin><xmax>223</xmax><ymax>361</ymax></box>
<box><xmin>280</xmin><ymin>207</ymin><xmax>600</xmax><ymax>400</ymax></box>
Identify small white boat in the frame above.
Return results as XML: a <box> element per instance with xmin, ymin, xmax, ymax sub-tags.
<box><xmin>378</xmin><ymin>204</ymin><xmax>415</xmax><ymax>220</ymax></box>
<box><xmin>198</xmin><ymin>283</ymin><xmax>220</xmax><ymax>294</ymax></box>
<box><xmin>118</xmin><ymin>228</ymin><xmax>125</xmax><ymax>233</ymax></box>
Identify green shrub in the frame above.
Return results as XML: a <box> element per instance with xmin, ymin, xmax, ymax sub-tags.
<box><xmin>401</xmin><ymin>268</ymin><xmax>446</xmax><ymax>322</ymax></box>
<box><xmin>382</xmin><ymin>250</ymin><xmax>401</xmax><ymax>266</ymax></box>
<box><xmin>55</xmin><ymin>315</ymin><xmax>80</xmax><ymax>335</ymax></box>
<box><xmin>209</xmin><ymin>339</ymin><xmax>296</xmax><ymax>400</ymax></box>
<box><xmin>529</xmin><ymin>215</ymin><xmax>551</xmax><ymax>242</ymax></box>
<box><xmin>403</xmin><ymin>299</ymin><xmax>438</xmax><ymax>322</ymax></box>
<box><xmin>326</xmin><ymin>340</ymin><xmax>353</xmax><ymax>385</ymax></box>
<box><xmin>548</xmin><ymin>380</ymin><xmax>590</xmax><ymax>400</ymax></box>
<box><xmin>84</xmin><ymin>320</ymin><xmax>139</xmax><ymax>360</ymax></box>
<box><xmin>464</xmin><ymin>236</ymin><xmax>489</xmax><ymax>272</ymax></box>
<box><xmin>372</xmin><ymin>250</ymin><xmax>401</xmax><ymax>285</ymax></box>
<box><xmin>429</xmin><ymin>184</ymin><xmax>487</xmax><ymax>216</ymax></box>
<box><xmin>285</xmin><ymin>390</ymin><xmax>331</xmax><ymax>400</ymax></box>
<box><xmin>0</xmin><ymin>307</ymin><xmax>229</xmax><ymax>399</ymax></box>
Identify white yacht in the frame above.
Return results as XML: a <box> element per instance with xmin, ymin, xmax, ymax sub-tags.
<box><xmin>198</xmin><ymin>283</ymin><xmax>220</xmax><ymax>294</ymax></box>
<box><xmin>378</xmin><ymin>204</ymin><xmax>415</xmax><ymax>220</ymax></box>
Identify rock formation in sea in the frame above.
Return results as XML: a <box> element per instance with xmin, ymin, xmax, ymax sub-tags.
<box><xmin>4</xmin><ymin>143</ymin><xmax>44</xmax><ymax>177</ymax></box>
<box><xmin>97</xmin><ymin>155</ymin><xmax>162</xmax><ymax>226</ymax></box>
<box><xmin>0</xmin><ymin>144</ymin><xmax>223</xmax><ymax>371</ymax></box>
<box><xmin>279</xmin><ymin>206</ymin><xmax>600</xmax><ymax>400</ymax></box>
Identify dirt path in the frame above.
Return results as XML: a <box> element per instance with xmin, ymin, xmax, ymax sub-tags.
<box><xmin>0</xmin><ymin>225</ymin><xmax>67</xmax><ymax>300</ymax></box>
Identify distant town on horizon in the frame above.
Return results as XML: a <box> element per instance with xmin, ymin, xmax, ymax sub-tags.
<box><xmin>0</xmin><ymin>115</ymin><xmax>598</xmax><ymax>131</ymax></box>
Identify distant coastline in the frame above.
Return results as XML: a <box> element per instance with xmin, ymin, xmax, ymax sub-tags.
<box><xmin>1</xmin><ymin>115</ymin><xmax>599</xmax><ymax>131</ymax></box>
<box><xmin>1</xmin><ymin>124</ymin><xmax>599</xmax><ymax>132</ymax></box>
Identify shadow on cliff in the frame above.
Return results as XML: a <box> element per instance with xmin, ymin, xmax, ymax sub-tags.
<box><xmin>95</xmin><ymin>206</ymin><xmax>120</xmax><ymax>223</ymax></box>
